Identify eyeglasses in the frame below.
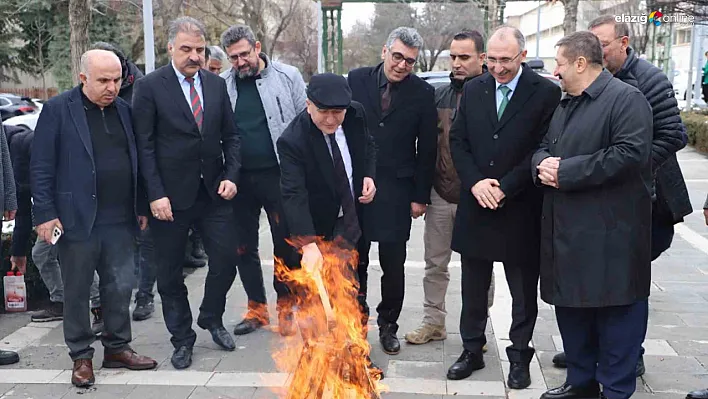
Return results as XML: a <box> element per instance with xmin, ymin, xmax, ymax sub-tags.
<box><xmin>228</xmin><ymin>47</ymin><xmax>254</xmax><ymax>62</ymax></box>
<box><xmin>601</xmin><ymin>37</ymin><xmax>623</xmax><ymax>48</ymax></box>
<box><xmin>390</xmin><ymin>51</ymin><xmax>417</xmax><ymax>67</ymax></box>
<box><xmin>487</xmin><ymin>51</ymin><xmax>522</xmax><ymax>66</ymax></box>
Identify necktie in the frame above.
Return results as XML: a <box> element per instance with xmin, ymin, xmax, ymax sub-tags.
<box><xmin>381</xmin><ymin>82</ymin><xmax>392</xmax><ymax>113</ymax></box>
<box><xmin>185</xmin><ymin>76</ymin><xmax>203</xmax><ymax>130</ymax></box>
<box><xmin>327</xmin><ymin>133</ymin><xmax>361</xmax><ymax>245</ymax></box>
<box><xmin>497</xmin><ymin>85</ymin><xmax>511</xmax><ymax>120</ymax></box>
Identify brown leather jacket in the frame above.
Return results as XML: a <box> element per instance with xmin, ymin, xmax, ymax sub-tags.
<box><xmin>433</xmin><ymin>73</ymin><xmax>476</xmax><ymax>204</ymax></box>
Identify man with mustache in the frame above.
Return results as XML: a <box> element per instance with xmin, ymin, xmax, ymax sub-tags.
<box><xmin>219</xmin><ymin>24</ymin><xmax>307</xmax><ymax>337</ymax></box>
<box><xmin>132</xmin><ymin>16</ymin><xmax>241</xmax><ymax>369</ymax></box>
<box><xmin>448</xmin><ymin>25</ymin><xmax>560</xmax><ymax>386</ymax></box>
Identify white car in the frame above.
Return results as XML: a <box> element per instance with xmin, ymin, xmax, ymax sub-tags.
<box><xmin>672</xmin><ymin>69</ymin><xmax>705</xmax><ymax>104</ymax></box>
<box><xmin>4</xmin><ymin>102</ymin><xmax>42</xmax><ymax>131</ymax></box>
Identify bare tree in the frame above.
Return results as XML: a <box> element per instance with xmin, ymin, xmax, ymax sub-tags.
<box><xmin>69</xmin><ymin>0</ymin><xmax>91</xmax><ymax>85</ymax></box>
<box><xmin>343</xmin><ymin>21</ymin><xmax>380</xmax><ymax>72</ymax></box>
<box><xmin>275</xmin><ymin>0</ymin><xmax>318</xmax><ymax>80</ymax></box>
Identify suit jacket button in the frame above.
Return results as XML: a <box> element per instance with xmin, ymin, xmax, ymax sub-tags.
<box><xmin>379</xmin><ymin>122</ymin><xmax>384</xmax><ymax>127</ymax></box>
<box><xmin>553</xmin><ymin>138</ymin><xmax>558</xmax><ymax>144</ymax></box>
<box><xmin>489</xmin><ymin>161</ymin><xmax>494</xmax><ymax>166</ymax></box>
<box><xmin>92</xmin><ymin>195</ymin><xmax>96</xmax><ymax>199</ymax></box>
<box><xmin>493</xmin><ymin>134</ymin><xmax>499</xmax><ymax>139</ymax></box>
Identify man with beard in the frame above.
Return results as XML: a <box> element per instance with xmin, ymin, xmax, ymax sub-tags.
<box><xmin>132</xmin><ymin>17</ymin><xmax>241</xmax><ymax>369</ymax></box>
<box><xmin>220</xmin><ymin>24</ymin><xmax>306</xmax><ymax>337</ymax></box>
<box><xmin>404</xmin><ymin>30</ymin><xmax>496</xmax><ymax>347</ymax></box>
<box><xmin>550</xmin><ymin>15</ymin><xmax>690</xmax><ymax>378</ymax></box>
<box><xmin>534</xmin><ymin>31</ymin><xmax>652</xmax><ymax>399</ymax></box>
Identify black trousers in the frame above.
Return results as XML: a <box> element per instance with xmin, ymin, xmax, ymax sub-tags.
<box><xmin>556</xmin><ymin>300</ymin><xmax>648</xmax><ymax>399</ymax></box>
<box><xmin>460</xmin><ymin>256</ymin><xmax>539</xmax><ymax>364</ymax></box>
<box><xmin>357</xmin><ymin>239</ymin><xmax>407</xmax><ymax>332</ymax></box>
<box><xmin>150</xmin><ymin>184</ymin><xmax>238</xmax><ymax>349</ymax></box>
<box><xmin>232</xmin><ymin>167</ymin><xmax>299</xmax><ymax>307</ymax></box>
<box><xmin>58</xmin><ymin>223</ymin><xmax>135</xmax><ymax>360</ymax></box>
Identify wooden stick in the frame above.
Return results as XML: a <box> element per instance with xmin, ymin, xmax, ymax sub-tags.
<box><xmin>312</xmin><ymin>269</ymin><xmax>335</xmax><ymax>325</ymax></box>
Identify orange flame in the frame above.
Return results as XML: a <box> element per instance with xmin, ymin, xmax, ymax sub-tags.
<box><xmin>272</xmin><ymin>237</ymin><xmax>386</xmax><ymax>398</ymax></box>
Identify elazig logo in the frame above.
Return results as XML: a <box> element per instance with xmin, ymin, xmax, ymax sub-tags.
<box><xmin>648</xmin><ymin>10</ymin><xmax>663</xmax><ymax>26</ymax></box>
<box><xmin>615</xmin><ymin>11</ymin><xmax>694</xmax><ymax>25</ymax></box>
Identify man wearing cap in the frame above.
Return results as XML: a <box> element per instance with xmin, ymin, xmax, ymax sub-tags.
<box><xmin>277</xmin><ymin>73</ymin><xmax>379</xmax><ymax>371</ymax></box>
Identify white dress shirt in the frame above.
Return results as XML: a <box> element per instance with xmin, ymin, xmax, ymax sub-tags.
<box><xmin>172</xmin><ymin>62</ymin><xmax>204</xmax><ymax>111</ymax></box>
<box><xmin>323</xmin><ymin>126</ymin><xmax>354</xmax><ymax>217</ymax></box>
<box><xmin>495</xmin><ymin>66</ymin><xmax>523</xmax><ymax>112</ymax></box>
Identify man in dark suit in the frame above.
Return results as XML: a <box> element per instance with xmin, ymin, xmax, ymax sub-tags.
<box><xmin>347</xmin><ymin>27</ymin><xmax>437</xmax><ymax>355</ymax></box>
<box><xmin>132</xmin><ymin>17</ymin><xmax>241</xmax><ymax>369</ymax></box>
<box><xmin>31</xmin><ymin>49</ymin><xmax>157</xmax><ymax>387</ymax></box>
<box><xmin>277</xmin><ymin>72</ymin><xmax>380</xmax><ymax>375</ymax></box>
<box><xmin>448</xmin><ymin>26</ymin><xmax>561</xmax><ymax>387</ymax></box>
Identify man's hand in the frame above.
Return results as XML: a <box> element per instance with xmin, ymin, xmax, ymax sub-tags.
<box><xmin>472</xmin><ymin>179</ymin><xmax>503</xmax><ymax>209</ymax></box>
<box><xmin>37</xmin><ymin>218</ymin><xmax>63</xmax><ymax>244</ymax></box>
<box><xmin>10</xmin><ymin>256</ymin><xmax>27</xmax><ymax>274</ymax></box>
<box><xmin>138</xmin><ymin>216</ymin><xmax>149</xmax><ymax>231</ymax></box>
<box><xmin>359</xmin><ymin>177</ymin><xmax>376</xmax><ymax>204</ymax></box>
<box><xmin>411</xmin><ymin>202</ymin><xmax>427</xmax><ymax>218</ymax></box>
<box><xmin>150</xmin><ymin>197</ymin><xmax>174</xmax><ymax>221</ymax></box>
<box><xmin>704</xmin><ymin>209</ymin><xmax>708</xmax><ymax>226</ymax></box>
<box><xmin>301</xmin><ymin>242</ymin><xmax>324</xmax><ymax>274</ymax></box>
<box><xmin>218</xmin><ymin>180</ymin><xmax>238</xmax><ymax>200</ymax></box>
<box><xmin>3</xmin><ymin>210</ymin><xmax>16</xmax><ymax>221</ymax></box>
<box><xmin>537</xmin><ymin>157</ymin><xmax>561</xmax><ymax>189</ymax></box>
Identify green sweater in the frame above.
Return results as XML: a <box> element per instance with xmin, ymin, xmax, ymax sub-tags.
<box><xmin>234</xmin><ymin>76</ymin><xmax>278</xmax><ymax>171</ymax></box>
<box><xmin>703</xmin><ymin>60</ymin><xmax>708</xmax><ymax>85</ymax></box>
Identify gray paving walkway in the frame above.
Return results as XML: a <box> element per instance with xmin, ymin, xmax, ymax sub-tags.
<box><xmin>2</xmin><ymin>148</ymin><xmax>708</xmax><ymax>398</ymax></box>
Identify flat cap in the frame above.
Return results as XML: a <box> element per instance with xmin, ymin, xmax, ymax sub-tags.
<box><xmin>307</xmin><ymin>73</ymin><xmax>352</xmax><ymax>110</ymax></box>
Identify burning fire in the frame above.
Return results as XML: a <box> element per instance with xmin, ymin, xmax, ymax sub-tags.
<box><xmin>272</xmin><ymin>237</ymin><xmax>385</xmax><ymax>399</ymax></box>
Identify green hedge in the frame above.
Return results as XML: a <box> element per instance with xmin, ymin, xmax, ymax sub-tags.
<box><xmin>1</xmin><ymin>230</ymin><xmax>49</xmax><ymax>311</ymax></box>
<box><xmin>683</xmin><ymin>111</ymin><xmax>708</xmax><ymax>154</ymax></box>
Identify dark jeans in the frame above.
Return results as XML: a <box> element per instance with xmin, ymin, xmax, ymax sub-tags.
<box><xmin>150</xmin><ymin>185</ymin><xmax>238</xmax><ymax>349</ymax></box>
<box><xmin>556</xmin><ymin>300</ymin><xmax>648</xmax><ymax>399</ymax></box>
<box><xmin>357</xmin><ymin>239</ymin><xmax>407</xmax><ymax>332</ymax></box>
<box><xmin>134</xmin><ymin>226</ymin><xmax>156</xmax><ymax>302</ymax></box>
<box><xmin>460</xmin><ymin>256</ymin><xmax>539</xmax><ymax>364</ymax></box>
<box><xmin>232</xmin><ymin>167</ymin><xmax>298</xmax><ymax>306</ymax></box>
<box><xmin>58</xmin><ymin>223</ymin><xmax>136</xmax><ymax>360</ymax></box>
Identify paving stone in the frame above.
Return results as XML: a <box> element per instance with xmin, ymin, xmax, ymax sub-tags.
<box><xmin>396</xmin><ymin>340</ymin><xmax>445</xmax><ymax>363</ymax></box>
<box><xmin>123</xmin><ymin>385</ymin><xmax>196</xmax><ymax>399</ymax></box>
<box><xmin>643</xmin><ymin>373</ymin><xmax>708</xmax><ymax>394</ymax></box>
<box><xmin>188</xmin><ymin>386</ymin><xmax>256</xmax><ymax>399</ymax></box>
<box><xmin>0</xmin><ymin>383</ymin><xmax>72</xmax><ymax>398</ymax></box>
<box><xmin>0</xmin><ymin>385</ymin><xmax>14</xmax><ymax>396</ymax></box>
<box><xmin>669</xmin><ymin>340</ymin><xmax>708</xmax><ymax>357</ymax></box>
<box><xmin>387</xmin><ymin>360</ymin><xmax>445</xmax><ymax>380</ymax></box>
<box><xmin>61</xmin><ymin>385</ymin><xmax>137</xmax><ymax>399</ymax></box>
<box><xmin>531</xmin><ymin>335</ymin><xmax>555</xmax><ymax>352</ymax></box>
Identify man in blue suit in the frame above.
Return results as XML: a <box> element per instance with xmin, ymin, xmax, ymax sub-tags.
<box><xmin>30</xmin><ymin>49</ymin><xmax>157</xmax><ymax>388</ymax></box>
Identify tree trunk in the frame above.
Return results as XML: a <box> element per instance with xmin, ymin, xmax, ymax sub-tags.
<box><xmin>38</xmin><ymin>26</ymin><xmax>47</xmax><ymax>99</ymax></box>
<box><xmin>69</xmin><ymin>0</ymin><xmax>91</xmax><ymax>86</ymax></box>
<box><xmin>560</xmin><ymin>0</ymin><xmax>578</xmax><ymax>36</ymax></box>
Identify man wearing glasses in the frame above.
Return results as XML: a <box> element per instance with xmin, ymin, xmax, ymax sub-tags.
<box><xmin>447</xmin><ymin>25</ymin><xmax>560</xmax><ymax>386</ymax></box>
<box><xmin>347</xmin><ymin>27</ymin><xmax>437</xmax><ymax>356</ymax></box>
<box><xmin>219</xmin><ymin>24</ymin><xmax>307</xmax><ymax>337</ymax></box>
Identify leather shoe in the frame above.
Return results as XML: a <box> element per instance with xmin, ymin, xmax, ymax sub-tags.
<box><xmin>0</xmin><ymin>349</ymin><xmax>19</xmax><ymax>365</ymax></box>
<box><xmin>508</xmin><ymin>362</ymin><xmax>531</xmax><ymax>389</ymax></box>
<box><xmin>636</xmin><ymin>354</ymin><xmax>645</xmax><ymax>377</ymax></box>
<box><xmin>687</xmin><ymin>388</ymin><xmax>708</xmax><ymax>399</ymax></box>
<box><xmin>379</xmin><ymin>330</ymin><xmax>400</xmax><ymax>355</ymax></box>
<box><xmin>552</xmin><ymin>351</ymin><xmax>567</xmax><ymax>368</ymax></box>
<box><xmin>233</xmin><ymin>305</ymin><xmax>270</xmax><ymax>336</ymax></box>
<box><xmin>278</xmin><ymin>310</ymin><xmax>296</xmax><ymax>337</ymax></box>
<box><xmin>103</xmin><ymin>349</ymin><xmax>158</xmax><ymax>370</ymax></box>
<box><xmin>447</xmin><ymin>350</ymin><xmax>485</xmax><ymax>380</ymax></box>
<box><xmin>71</xmin><ymin>359</ymin><xmax>95</xmax><ymax>387</ymax></box>
<box><xmin>541</xmin><ymin>382</ymin><xmax>601</xmax><ymax>399</ymax></box>
<box><xmin>171</xmin><ymin>346</ymin><xmax>193</xmax><ymax>369</ymax></box>
<box><xmin>209</xmin><ymin>326</ymin><xmax>236</xmax><ymax>351</ymax></box>
<box><xmin>366</xmin><ymin>356</ymin><xmax>384</xmax><ymax>380</ymax></box>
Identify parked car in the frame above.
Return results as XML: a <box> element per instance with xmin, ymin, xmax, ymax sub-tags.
<box><xmin>672</xmin><ymin>69</ymin><xmax>704</xmax><ymax>101</ymax></box>
<box><xmin>0</xmin><ymin>93</ymin><xmax>39</xmax><ymax>121</ymax></box>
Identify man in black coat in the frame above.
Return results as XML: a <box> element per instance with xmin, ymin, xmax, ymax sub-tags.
<box><xmin>533</xmin><ymin>32</ymin><xmax>653</xmax><ymax>399</ymax></box>
<box><xmin>551</xmin><ymin>15</ymin><xmax>692</xmax><ymax>375</ymax></box>
<box><xmin>132</xmin><ymin>17</ymin><xmax>241</xmax><ymax>369</ymax></box>
<box><xmin>347</xmin><ymin>26</ymin><xmax>437</xmax><ymax>355</ymax></box>
<box><xmin>448</xmin><ymin>25</ymin><xmax>560</xmax><ymax>386</ymax></box>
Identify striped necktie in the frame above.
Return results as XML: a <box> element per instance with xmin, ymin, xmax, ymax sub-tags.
<box><xmin>185</xmin><ymin>76</ymin><xmax>203</xmax><ymax>130</ymax></box>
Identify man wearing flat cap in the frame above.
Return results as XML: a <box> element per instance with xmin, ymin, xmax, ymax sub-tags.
<box><xmin>277</xmin><ymin>72</ymin><xmax>380</xmax><ymax>374</ymax></box>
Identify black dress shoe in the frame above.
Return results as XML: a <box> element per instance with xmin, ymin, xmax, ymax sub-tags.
<box><xmin>171</xmin><ymin>346</ymin><xmax>193</xmax><ymax>369</ymax></box>
<box><xmin>636</xmin><ymin>354</ymin><xmax>645</xmax><ymax>377</ymax></box>
<box><xmin>687</xmin><ymin>388</ymin><xmax>708</xmax><ymax>399</ymax></box>
<box><xmin>0</xmin><ymin>349</ymin><xmax>19</xmax><ymax>365</ymax></box>
<box><xmin>552</xmin><ymin>352</ymin><xmax>567</xmax><ymax>368</ymax></box>
<box><xmin>541</xmin><ymin>382</ymin><xmax>601</xmax><ymax>399</ymax></box>
<box><xmin>209</xmin><ymin>326</ymin><xmax>235</xmax><ymax>351</ymax></box>
<box><xmin>447</xmin><ymin>350</ymin><xmax>485</xmax><ymax>380</ymax></box>
<box><xmin>508</xmin><ymin>362</ymin><xmax>531</xmax><ymax>389</ymax></box>
<box><xmin>233</xmin><ymin>316</ymin><xmax>268</xmax><ymax>336</ymax></box>
<box><xmin>379</xmin><ymin>331</ymin><xmax>400</xmax><ymax>355</ymax></box>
